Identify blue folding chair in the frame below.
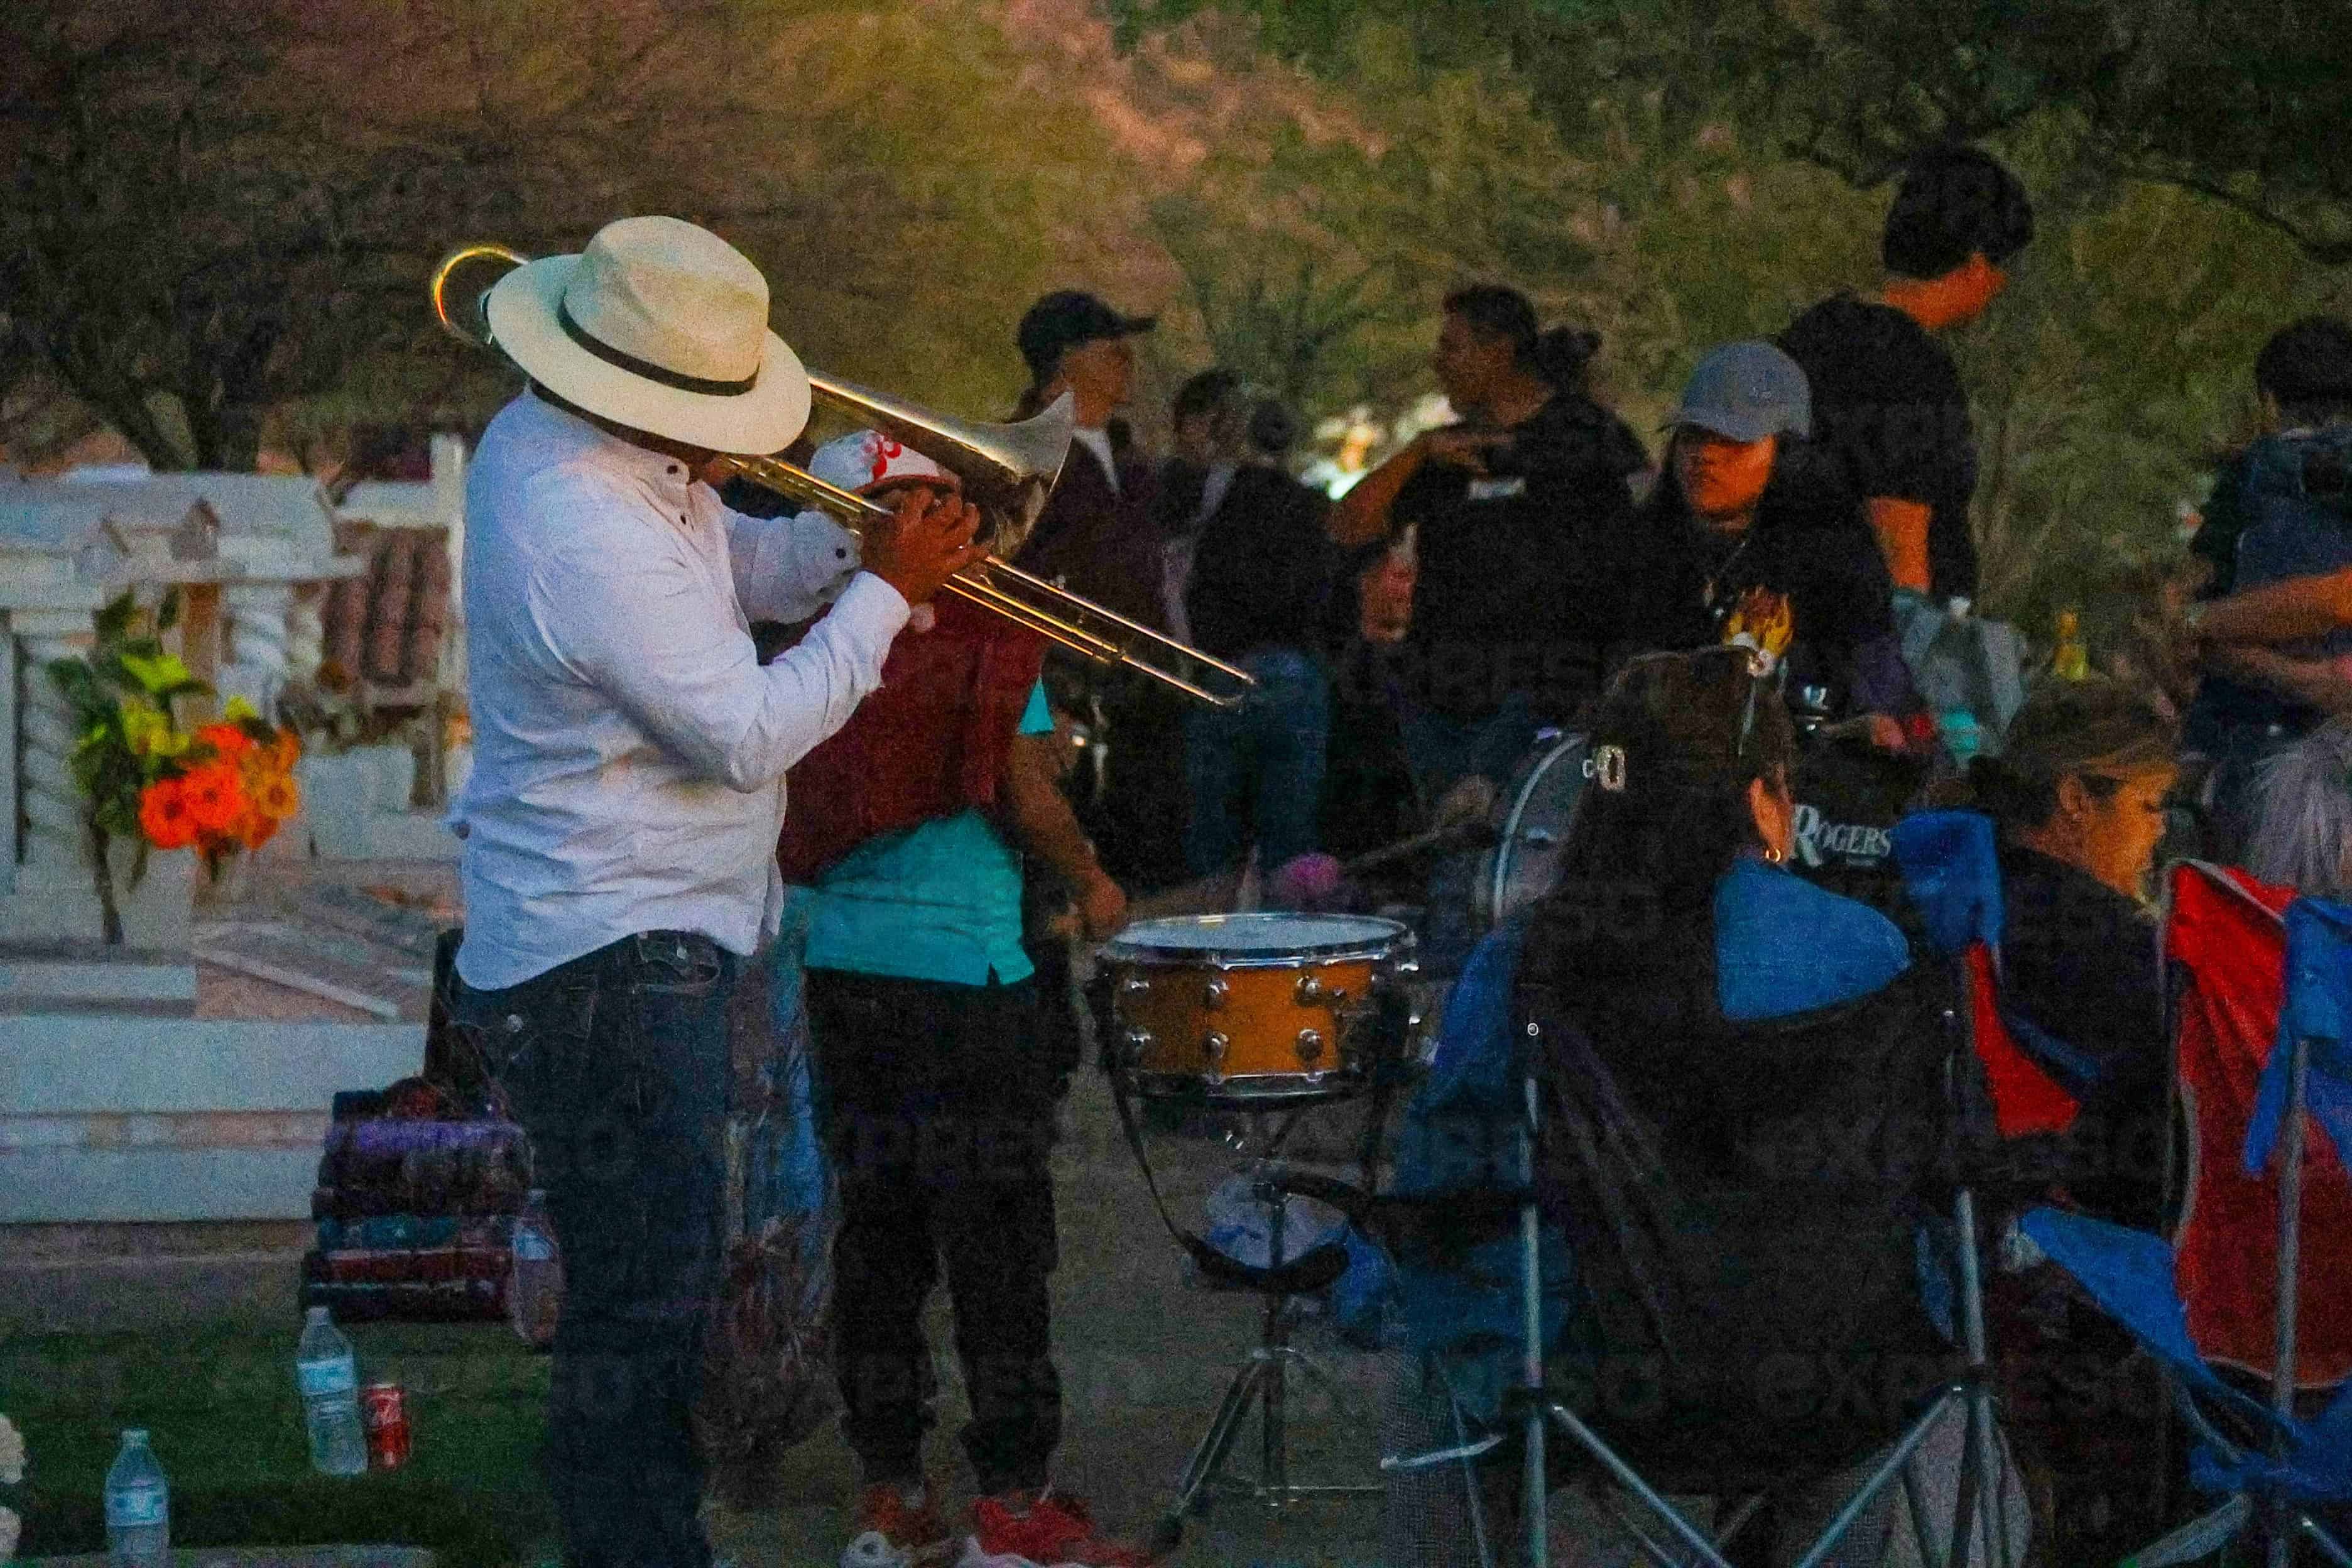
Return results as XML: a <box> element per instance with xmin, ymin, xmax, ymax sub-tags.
<box><xmin>1348</xmin><ymin>915</ymin><xmax>2023</xmax><ymax>1568</ymax></box>
<box><xmin>2020</xmin><ymin>894</ymin><xmax>2352</xmax><ymax>1567</ymax></box>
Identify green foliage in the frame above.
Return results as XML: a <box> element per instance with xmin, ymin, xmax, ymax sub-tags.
<box><xmin>1104</xmin><ymin>0</ymin><xmax>2352</xmax><ymax>262</ymax></box>
<box><xmin>46</xmin><ymin>591</ymin><xmax>213</xmax><ymax>846</ymax></box>
<box><xmin>8</xmin><ymin>0</ymin><xmax>2348</xmax><ymax>649</ymax></box>
<box><xmin>1112</xmin><ymin>3</ymin><xmax>2351</xmax><ymax>639</ymax></box>
<box><xmin>0</xmin><ymin>0</ymin><xmax>1144</xmax><ymax>467</ymax></box>
<box><xmin>1170</xmin><ymin>254</ymin><xmax>1385</xmax><ymax>408</ymax></box>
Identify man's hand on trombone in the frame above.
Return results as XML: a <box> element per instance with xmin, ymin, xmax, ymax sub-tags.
<box><xmin>860</xmin><ymin>486</ymin><xmax>991</xmax><ymax>607</ymax></box>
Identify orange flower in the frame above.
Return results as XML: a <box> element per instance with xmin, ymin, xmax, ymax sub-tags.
<box><xmin>271</xmin><ymin>730</ymin><xmax>302</xmax><ymax>770</ymax></box>
<box><xmin>180</xmin><ymin>760</ymin><xmax>248</xmax><ymax>835</ymax></box>
<box><xmin>138</xmin><ymin>778</ymin><xmax>198</xmax><ymax>851</ymax></box>
<box><xmin>195</xmin><ymin>722</ymin><xmax>254</xmax><ymax>758</ymax></box>
<box><xmin>227</xmin><ymin>807</ymin><xmax>278</xmax><ymax>851</ymax></box>
<box><xmin>248</xmin><ymin>770</ymin><xmax>300</xmax><ymax>822</ymax></box>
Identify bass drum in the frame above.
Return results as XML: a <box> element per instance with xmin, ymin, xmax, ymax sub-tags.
<box><xmin>1471</xmin><ymin>729</ymin><xmax>1591</xmax><ymax>932</ymax></box>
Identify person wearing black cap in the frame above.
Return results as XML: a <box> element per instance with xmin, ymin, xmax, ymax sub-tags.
<box><xmin>1007</xmin><ymin>290</ymin><xmax>1194</xmax><ymax>891</ymax></box>
<box><xmin>1780</xmin><ymin>144</ymin><xmax>2034</xmax><ymax>605</ymax></box>
<box><xmin>1010</xmin><ymin>290</ymin><xmax>1163</xmax><ymax>628</ymax></box>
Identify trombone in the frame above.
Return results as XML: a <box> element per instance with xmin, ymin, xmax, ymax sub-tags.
<box><xmin>430</xmin><ymin>243</ymin><xmax>1253</xmax><ymax>709</ymax></box>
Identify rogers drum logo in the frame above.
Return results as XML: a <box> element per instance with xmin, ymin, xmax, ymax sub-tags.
<box><xmin>1792</xmin><ymin>802</ymin><xmax>1892</xmax><ymax>868</ymax></box>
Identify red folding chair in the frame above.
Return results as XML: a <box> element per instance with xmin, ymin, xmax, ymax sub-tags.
<box><xmin>1890</xmin><ymin>810</ymin><xmax>2090</xmax><ymax>1141</ymax></box>
<box><xmin>2166</xmin><ymin>861</ymin><xmax>2352</xmax><ymax>1390</ymax></box>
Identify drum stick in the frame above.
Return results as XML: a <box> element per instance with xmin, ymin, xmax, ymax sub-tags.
<box><xmin>1342</xmin><ymin>819</ymin><xmax>1496</xmax><ymax>875</ymax></box>
<box><xmin>1124</xmin><ymin>868</ymin><xmax>1247</xmax><ymax>924</ymax></box>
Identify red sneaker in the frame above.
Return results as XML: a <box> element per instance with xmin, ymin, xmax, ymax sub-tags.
<box><xmin>962</xmin><ymin>1489</ymin><xmax>1152</xmax><ymax>1567</ymax></box>
<box><xmin>843</xmin><ymin>1480</ymin><xmax>952</xmax><ymax>1568</ymax></box>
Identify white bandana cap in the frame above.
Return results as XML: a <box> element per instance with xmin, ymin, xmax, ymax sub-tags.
<box><xmin>807</xmin><ymin>429</ymin><xmax>951</xmax><ymax>495</ymax></box>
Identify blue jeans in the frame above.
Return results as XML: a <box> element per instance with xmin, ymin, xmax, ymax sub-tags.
<box><xmin>1395</xmin><ymin>691</ymin><xmax>1543</xmax><ymax>814</ymax></box>
<box><xmin>452</xmin><ymin>931</ymin><xmax>736</xmax><ymax>1568</ymax></box>
<box><xmin>1183</xmin><ymin>646</ymin><xmax>1331</xmax><ymax>876</ymax></box>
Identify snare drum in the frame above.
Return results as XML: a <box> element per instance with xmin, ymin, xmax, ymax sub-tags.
<box><xmin>1100</xmin><ymin>912</ymin><xmax>1414</xmax><ymax>1104</ymax></box>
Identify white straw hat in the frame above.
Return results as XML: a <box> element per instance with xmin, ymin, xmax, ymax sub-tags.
<box><xmin>482</xmin><ymin>216</ymin><xmax>811</xmax><ymax>455</ymax></box>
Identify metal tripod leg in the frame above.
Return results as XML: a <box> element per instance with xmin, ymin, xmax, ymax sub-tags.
<box><xmin>1160</xmin><ymin>1136</ymin><xmax>1385</xmax><ymax>1548</ymax></box>
<box><xmin>1167</xmin><ymin>1350</ymin><xmax>1270</xmax><ymax>1527</ymax></box>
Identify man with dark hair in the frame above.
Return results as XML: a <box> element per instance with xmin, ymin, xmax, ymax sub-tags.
<box><xmin>1780</xmin><ymin>143</ymin><xmax>2034</xmax><ymax>604</ymax></box>
<box><xmin>1330</xmin><ymin>284</ymin><xmax>1642</xmax><ymax>807</ymax></box>
<box><xmin>2182</xmin><ymin>315</ymin><xmax>2352</xmax><ymax>852</ymax></box>
<box><xmin>1158</xmin><ymin>366</ymin><xmax>1244</xmax><ymax>532</ymax></box>
<box><xmin>1182</xmin><ymin>397</ymin><xmax>1336</xmax><ymax>877</ymax></box>
<box><xmin>1152</xmin><ymin>367</ymin><xmax>1246</xmax><ymax>641</ymax></box>
<box><xmin>2192</xmin><ymin>315</ymin><xmax>2352</xmax><ymax>598</ymax></box>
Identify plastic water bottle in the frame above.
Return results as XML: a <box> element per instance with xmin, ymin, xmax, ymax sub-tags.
<box><xmin>104</xmin><ymin>1428</ymin><xmax>169</xmax><ymax>1566</ymax></box>
<box><xmin>2053</xmin><ymin>607</ymin><xmax>2091</xmax><ymax>682</ymax></box>
<box><xmin>296</xmin><ymin>1305</ymin><xmax>369</xmax><ymax>1476</ymax></box>
<box><xmin>508</xmin><ymin>1189</ymin><xmax>563</xmax><ymax>1350</ymax></box>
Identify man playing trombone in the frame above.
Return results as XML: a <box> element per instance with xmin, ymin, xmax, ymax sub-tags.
<box><xmin>444</xmin><ymin>215</ymin><xmax>982</xmax><ymax>1568</ymax></box>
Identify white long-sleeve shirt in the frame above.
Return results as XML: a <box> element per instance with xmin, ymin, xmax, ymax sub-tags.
<box><xmin>453</xmin><ymin>391</ymin><xmax>908</xmax><ymax>988</ymax></box>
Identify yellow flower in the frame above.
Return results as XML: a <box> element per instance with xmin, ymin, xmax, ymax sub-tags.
<box><xmin>250</xmin><ymin>770</ymin><xmax>300</xmax><ymax>822</ymax></box>
<box><xmin>223</xmin><ymin>695</ymin><xmax>259</xmax><ymax>723</ymax></box>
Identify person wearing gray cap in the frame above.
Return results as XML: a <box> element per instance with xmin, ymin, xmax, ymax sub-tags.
<box><xmin>1613</xmin><ymin>340</ymin><xmax>1921</xmax><ymax>746</ymax></box>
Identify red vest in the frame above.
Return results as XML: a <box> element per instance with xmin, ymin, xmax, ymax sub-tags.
<box><xmin>773</xmin><ymin>594</ymin><xmax>1048</xmax><ymax>883</ymax></box>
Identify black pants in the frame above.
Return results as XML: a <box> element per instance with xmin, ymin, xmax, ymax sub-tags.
<box><xmin>807</xmin><ymin>968</ymin><xmax>1062</xmax><ymax>1494</ymax></box>
<box><xmin>452</xmin><ymin>932</ymin><xmax>735</xmax><ymax>1568</ymax></box>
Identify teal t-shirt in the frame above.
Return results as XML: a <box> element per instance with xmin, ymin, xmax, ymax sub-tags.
<box><xmin>802</xmin><ymin>682</ymin><xmax>1054</xmax><ymax>985</ymax></box>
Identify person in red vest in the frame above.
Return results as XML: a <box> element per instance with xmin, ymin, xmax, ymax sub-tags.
<box><xmin>772</xmin><ymin>430</ymin><xmax>1145</xmax><ymax>1568</ymax></box>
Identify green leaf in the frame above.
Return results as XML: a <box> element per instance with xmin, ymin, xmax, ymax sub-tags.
<box><xmin>117</xmin><ymin>650</ymin><xmax>194</xmax><ymax>697</ymax></box>
<box><xmin>156</xmin><ymin>587</ymin><xmax>182</xmax><ymax>632</ymax></box>
<box><xmin>94</xmin><ymin>591</ymin><xmax>139</xmax><ymax>645</ymax></box>
<box><xmin>45</xmin><ymin>658</ymin><xmax>104</xmax><ymax>714</ymax></box>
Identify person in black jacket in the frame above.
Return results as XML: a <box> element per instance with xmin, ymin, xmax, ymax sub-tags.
<box><xmin>1966</xmin><ymin>679</ymin><xmax>2179</xmax><ymax>1227</ymax></box>
<box><xmin>1329</xmin><ymin>286</ymin><xmax>1645</xmax><ymax>809</ymax></box>
<box><xmin>1005</xmin><ymin>290</ymin><xmax>1192</xmax><ymax>891</ymax></box>
<box><xmin>1613</xmin><ymin>340</ymin><xmax>1930</xmax><ymax>913</ymax></box>
<box><xmin>1963</xmin><ymin>678</ymin><xmax>2179</xmax><ymax>1563</ymax></box>
<box><xmin>1613</xmin><ymin>340</ymin><xmax>1917</xmax><ymax>734</ymax></box>
<box><xmin>1181</xmin><ymin>399</ymin><xmax>1337</xmax><ymax>876</ymax></box>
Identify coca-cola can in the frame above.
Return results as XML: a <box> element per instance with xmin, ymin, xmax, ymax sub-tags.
<box><xmin>360</xmin><ymin>1381</ymin><xmax>411</xmax><ymax>1469</ymax></box>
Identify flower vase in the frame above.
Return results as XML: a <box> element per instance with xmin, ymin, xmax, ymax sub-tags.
<box><xmin>298</xmin><ymin>750</ymin><xmax>371</xmax><ymax>859</ymax></box>
<box><xmin>104</xmin><ymin>840</ymin><xmax>196</xmax><ymax>953</ymax></box>
<box><xmin>195</xmin><ymin>847</ymin><xmax>253</xmax><ymax>915</ymax></box>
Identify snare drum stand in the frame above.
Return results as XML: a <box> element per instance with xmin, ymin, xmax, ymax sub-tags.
<box><xmin>1157</xmin><ymin>1106</ymin><xmax>1386</xmax><ymax>1551</ymax></box>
